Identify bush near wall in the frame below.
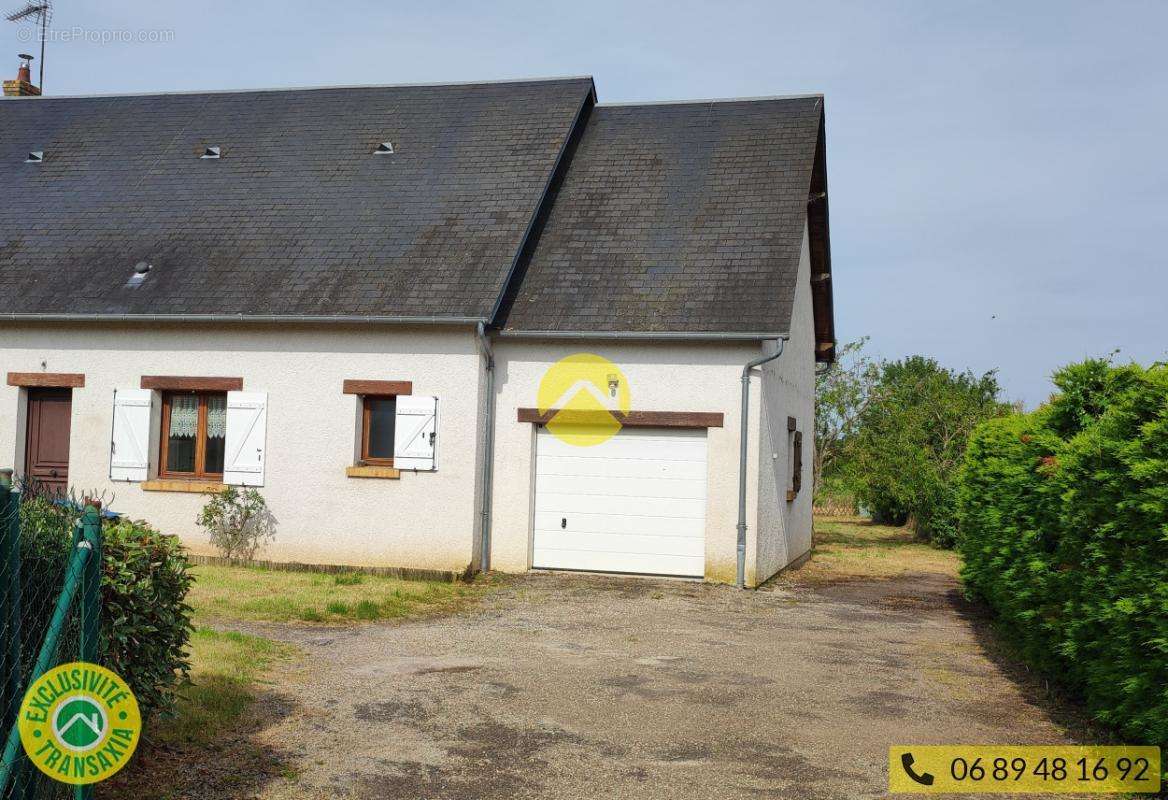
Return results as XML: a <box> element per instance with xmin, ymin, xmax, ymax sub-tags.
<box><xmin>957</xmin><ymin>360</ymin><xmax>1168</xmax><ymax>744</ymax></box>
<box><xmin>20</xmin><ymin>498</ymin><xmax>195</xmax><ymax>715</ymax></box>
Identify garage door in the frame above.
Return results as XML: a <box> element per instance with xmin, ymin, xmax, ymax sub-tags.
<box><xmin>533</xmin><ymin>427</ymin><xmax>707</xmax><ymax>577</ymax></box>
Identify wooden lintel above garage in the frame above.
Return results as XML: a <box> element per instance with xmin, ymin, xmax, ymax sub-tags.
<box><xmin>517</xmin><ymin>408</ymin><xmax>724</xmax><ymax>428</ymax></box>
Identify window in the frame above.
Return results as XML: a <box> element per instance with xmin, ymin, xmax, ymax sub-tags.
<box><xmin>787</xmin><ymin>416</ymin><xmax>803</xmax><ymax>502</ymax></box>
<box><xmin>360</xmin><ymin>396</ymin><xmax>397</xmax><ymax>466</ymax></box>
<box><xmin>160</xmin><ymin>391</ymin><xmax>227</xmax><ymax>478</ymax></box>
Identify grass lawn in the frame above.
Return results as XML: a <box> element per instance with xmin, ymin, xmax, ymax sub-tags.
<box><xmin>189</xmin><ymin>563</ymin><xmax>489</xmax><ymax>624</ymax></box>
<box><xmin>790</xmin><ymin>515</ymin><xmax>959</xmax><ymax>583</ymax></box>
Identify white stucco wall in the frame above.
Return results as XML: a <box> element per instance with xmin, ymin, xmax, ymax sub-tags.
<box><xmin>0</xmin><ymin>323</ymin><xmax>484</xmax><ymax>573</ymax></box>
<box><xmin>0</xmin><ymin>280</ymin><xmax>819</xmax><ymax>585</ymax></box>
<box><xmin>756</xmin><ymin>224</ymin><xmax>817</xmax><ymax>582</ymax></box>
<box><xmin>488</xmin><ymin>339</ymin><xmax>771</xmax><ymax>585</ymax></box>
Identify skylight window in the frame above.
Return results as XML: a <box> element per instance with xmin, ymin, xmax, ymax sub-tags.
<box><xmin>374</xmin><ymin>142</ymin><xmax>394</xmax><ymax>154</ymax></box>
<box><xmin>25</xmin><ymin>151</ymin><xmax>43</xmax><ymax>163</ymax></box>
<box><xmin>200</xmin><ymin>146</ymin><xmax>221</xmax><ymax>159</ymax></box>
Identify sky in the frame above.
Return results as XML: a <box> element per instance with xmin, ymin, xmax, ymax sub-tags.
<box><xmin>3</xmin><ymin>0</ymin><xmax>1164</xmax><ymax>406</ymax></box>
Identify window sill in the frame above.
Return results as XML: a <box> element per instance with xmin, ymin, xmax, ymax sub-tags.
<box><xmin>142</xmin><ymin>479</ymin><xmax>225</xmax><ymax>494</ymax></box>
<box><xmin>346</xmin><ymin>466</ymin><xmax>401</xmax><ymax>480</ymax></box>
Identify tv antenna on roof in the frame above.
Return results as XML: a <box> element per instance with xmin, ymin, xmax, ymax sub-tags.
<box><xmin>5</xmin><ymin>1</ymin><xmax>51</xmax><ymax>92</ymax></box>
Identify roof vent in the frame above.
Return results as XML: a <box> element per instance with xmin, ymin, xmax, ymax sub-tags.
<box><xmin>125</xmin><ymin>261</ymin><xmax>152</xmax><ymax>288</ymax></box>
<box><xmin>200</xmin><ymin>146</ymin><xmax>221</xmax><ymax>159</ymax></box>
<box><xmin>25</xmin><ymin>151</ymin><xmax>42</xmax><ymax>163</ymax></box>
<box><xmin>374</xmin><ymin>142</ymin><xmax>394</xmax><ymax>155</ymax></box>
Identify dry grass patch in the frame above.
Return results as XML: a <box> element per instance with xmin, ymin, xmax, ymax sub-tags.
<box><xmin>104</xmin><ymin>628</ymin><xmax>295</xmax><ymax>799</ymax></box>
<box><xmin>787</xmin><ymin>516</ymin><xmax>959</xmax><ymax>585</ymax></box>
<box><xmin>189</xmin><ymin>563</ymin><xmax>488</xmax><ymax>625</ymax></box>
<box><xmin>162</xmin><ymin>628</ymin><xmax>294</xmax><ymax>745</ymax></box>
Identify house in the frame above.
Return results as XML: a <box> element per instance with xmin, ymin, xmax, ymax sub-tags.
<box><xmin>0</xmin><ymin>72</ymin><xmax>835</xmax><ymax>588</ymax></box>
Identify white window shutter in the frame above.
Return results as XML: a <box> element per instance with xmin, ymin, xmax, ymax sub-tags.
<box><xmin>223</xmin><ymin>391</ymin><xmax>267</xmax><ymax>486</ymax></box>
<box><xmin>110</xmin><ymin>389</ymin><xmax>152</xmax><ymax>481</ymax></box>
<box><xmin>394</xmin><ymin>395</ymin><xmax>437</xmax><ymax>471</ymax></box>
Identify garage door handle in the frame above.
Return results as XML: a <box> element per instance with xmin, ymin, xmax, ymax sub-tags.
<box><xmin>561</xmin><ymin>517</ymin><xmax>567</xmax><ymax>529</ymax></box>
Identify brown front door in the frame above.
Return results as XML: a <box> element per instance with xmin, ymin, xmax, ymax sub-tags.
<box><xmin>24</xmin><ymin>388</ymin><xmax>72</xmax><ymax>497</ymax></box>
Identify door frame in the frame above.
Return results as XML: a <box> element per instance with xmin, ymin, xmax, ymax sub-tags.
<box><xmin>7</xmin><ymin>372</ymin><xmax>85</xmax><ymax>489</ymax></box>
<box><xmin>21</xmin><ymin>386</ymin><xmax>74</xmax><ymax>495</ymax></box>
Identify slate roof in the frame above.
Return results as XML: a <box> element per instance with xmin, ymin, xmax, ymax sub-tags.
<box><xmin>500</xmin><ymin>96</ymin><xmax>827</xmax><ymax>335</ymax></box>
<box><xmin>0</xmin><ymin>78</ymin><xmax>593</xmax><ymax>319</ymax></box>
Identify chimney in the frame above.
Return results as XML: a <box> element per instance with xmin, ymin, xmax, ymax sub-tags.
<box><xmin>3</xmin><ymin>54</ymin><xmax>41</xmax><ymax>97</ymax></box>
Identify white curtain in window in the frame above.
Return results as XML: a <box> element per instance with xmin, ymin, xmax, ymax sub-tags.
<box><xmin>206</xmin><ymin>395</ymin><xmax>227</xmax><ymax>439</ymax></box>
<box><xmin>169</xmin><ymin>395</ymin><xmax>198</xmax><ymax>438</ymax></box>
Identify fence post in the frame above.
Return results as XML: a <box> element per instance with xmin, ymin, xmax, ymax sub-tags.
<box><xmin>0</xmin><ymin>470</ymin><xmax>12</xmax><ymax>733</ymax></box>
<box><xmin>0</xmin><ymin>472</ymin><xmax>19</xmax><ymax>740</ymax></box>
<box><xmin>0</xmin><ymin>469</ymin><xmax>26</xmax><ymax>800</ymax></box>
<box><xmin>75</xmin><ymin>504</ymin><xmax>102</xmax><ymax>800</ymax></box>
<box><xmin>78</xmin><ymin>503</ymin><xmax>102</xmax><ymax>665</ymax></box>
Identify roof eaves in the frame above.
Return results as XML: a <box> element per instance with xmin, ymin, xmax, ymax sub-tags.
<box><xmin>0</xmin><ymin>75</ymin><xmax>597</xmax><ymax>102</ymax></box>
<box><xmin>0</xmin><ymin>313</ymin><xmax>486</xmax><ymax>325</ymax></box>
<box><xmin>597</xmin><ymin>92</ymin><xmax>823</xmax><ymax>109</ymax></box>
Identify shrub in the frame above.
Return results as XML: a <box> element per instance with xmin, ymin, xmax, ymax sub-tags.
<box><xmin>850</xmin><ymin>356</ymin><xmax>1007</xmax><ymax>546</ymax></box>
<box><xmin>18</xmin><ymin>499</ymin><xmax>194</xmax><ymax>715</ymax></box>
<box><xmin>958</xmin><ymin>360</ymin><xmax>1168</xmax><ymax>744</ymax></box>
<box><xmin>197</xmin><ymin>486</ymin><xmax>276</xmax><ymax>560</ymax></box>
<box><xmin>101</xmin><ymin>517</ymin><xmax>196</xmax><ymax>714</ymax></box>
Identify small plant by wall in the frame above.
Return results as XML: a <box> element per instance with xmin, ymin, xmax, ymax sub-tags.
<box><xmin>197</xmin><ymin>486</ymin><xmax>277</xmax><ymax>561</ymax></box>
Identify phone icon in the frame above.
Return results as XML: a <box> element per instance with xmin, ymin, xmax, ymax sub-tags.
<box><xmin>901</xmin><ymin>753</ymin><xmax>935</xmax><ymax>786</ymax></box>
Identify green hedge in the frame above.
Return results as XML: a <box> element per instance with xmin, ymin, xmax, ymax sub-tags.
<box><xmin>957</xmin><ymin>360</ymin><xmax>1168</xmax><ymax>744</ymax></box>
<box><xmin>20</xmin><ymin>499</ymin><xmax>194</xmax><ymax>715</ymax></box>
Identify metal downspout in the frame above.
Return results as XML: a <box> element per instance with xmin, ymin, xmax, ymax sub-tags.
<box><xmin>475</xmin><ymin>323</ymin><xmax>496</xmax><ymax>573</ymax></box>
<box><xmin>737</xmin><ymin>337</ymin><xmax>789</xmax><ymax>589</ymax></box>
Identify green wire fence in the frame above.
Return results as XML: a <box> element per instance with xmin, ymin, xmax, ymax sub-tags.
<box><xmin>0</xmin><ymin>472</ymin><xmax>102</xmax><ymax>800</ymax></box>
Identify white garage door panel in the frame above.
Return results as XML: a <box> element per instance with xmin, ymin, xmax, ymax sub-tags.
<box><xmin>533</xmin><ymin>511</ymin><xmax>704</xmax><ymax>538</ymax></box>
<box><xmin>533</xmin><ymin>548</ymin><xmax>705</xmax><ymax>577</ymax></box>
<box><xmin>533</xmin><ymin>530</ymin><xmax>706</xmax><ymax>558</ymax></box>
<box><xmin>533</xmin><ymin>427</ymin><xmax>708</xmax><ymax>578</ymax></box>
<box><xmin>536</xmin><ymin>473</ymin><xmax>706</xmax><ymax>501</ymax></box>
<box><xmin>536</xmin><ymin>431</ymin><xmax>707</xmax><ymax>461</ymax></box>
<box><xmin>536</xmin><ymin>492</ymin><xmax>706</xmax><ymax>519</ymax></box>
<box><xmin>537</xmin><ymin>453</ymin><xmax>707</xmax><ymax>481</ymax></box>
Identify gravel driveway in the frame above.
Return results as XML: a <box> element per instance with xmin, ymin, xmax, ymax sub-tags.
<box><xmin>227</xmin><ymin>567</ymin><xmax>1085</xmax><ymax>800</ymax></box>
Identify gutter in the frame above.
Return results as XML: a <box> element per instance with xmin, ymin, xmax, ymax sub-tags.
<box><xmin>496</xmin><ymin>330</ymin><xmax>788</xmax><ymax>341</ymax></box>
<box><xmin>474</xmin><ymin>322</ymin><xmax>497</xmax><ymax>573</ymax></box>
<box><xmin>0</xmin><ymin>313</ymin><xmax>485</xmax><ymax>325</ymax></box>
<box><xmin>737</xmin><ymin>337</ymin><xmax>789</xmax><ymax>589</ymax></box>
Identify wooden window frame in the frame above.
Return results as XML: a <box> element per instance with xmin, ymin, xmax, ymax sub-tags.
<box><xmin>787</xmin><ymin>416</ymin><xmax>802</xmax><ymax>502</ymax></box>
<box><xmin>159</xmin><ymin>390</ymin><xmax>227</xmax><ymax>480</ymax></box>
<box><xmin>359</xmin><ymin>395</ymin><xmax>397</xmax><ymax>467</ymax></box>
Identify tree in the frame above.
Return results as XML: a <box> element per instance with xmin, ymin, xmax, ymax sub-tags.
<box><xmin>849</xmin><ymin>356</ymin><xmax>1006</xmax><ymax>546</ymax></box>
<box><xmin>814</xmin><ymin>338</ymin><xmax>881</xmax><ymax>496</ymax></box>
